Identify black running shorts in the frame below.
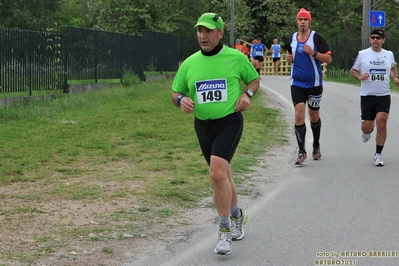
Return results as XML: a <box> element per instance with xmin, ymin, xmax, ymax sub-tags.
<box><xmin>291</xmin><ymin>85</ymin><xmax>323</xmax><ymax>110</ymax></box>
<box><xmin>194</xmin><ymin>112</ymin><xmax>243</xmax><ymax>165</ymax></box>
<box><xmin>254</xmin><ymin>56</ymin><xmax>264</xmax><ymax>63</ymax></box>
<box><xmin>360</xmin><ymin>95</ymin><xmax>390</xmax><ymax>120</ymax></box>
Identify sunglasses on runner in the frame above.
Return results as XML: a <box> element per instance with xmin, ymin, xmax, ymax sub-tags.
<box><xmin>370</xmin><ymin>36</ymin><xmax>382</xmax><ymax>40</ymax></box>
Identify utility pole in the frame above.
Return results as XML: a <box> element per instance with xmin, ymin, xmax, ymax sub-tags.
<box><xmin>362</xmin><ymin>0</ymin><xmax>371</xmax><ymax>49</ymax></box>
<box><xmin>230</xmin><ymin>0</ymin><xmax>235</xmax><ymax>47</ymax></box>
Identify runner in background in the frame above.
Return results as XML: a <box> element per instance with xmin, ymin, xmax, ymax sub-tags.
<box><xmin>243</xmin><ymin>38</ymin><xmax>266</xmax><ymax>77</ymax></box>
<box><xmin>270</xmin><ymin>38</ymin><xmax>282</xmax><ymax>75</ymax></box>
<box><xmin>242</xmin><ymin>42</ymin><xmax>250</xmax><ymax>60</ymax></box>
<box><xmin>232</xmin><ymin>39</ymin><xmax>243</xmax><ymax>52</ymax></box>
<box><xmin>286</xmin><ymin>7</ymin><xmax>332</xmax><ymax>165</ymax></box>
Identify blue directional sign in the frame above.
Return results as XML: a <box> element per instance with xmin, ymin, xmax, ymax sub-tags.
<box><xmin>370</xmin><ymin>11</ymin><xmax>385</xmax><ymax>27</ymax></box>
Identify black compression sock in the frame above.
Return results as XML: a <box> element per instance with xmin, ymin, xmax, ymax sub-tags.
<box><xmin>311</xmin><ymin>119</ymin><xmax>321</xmax><ymax>148</ymax></box>
<box><xmin>295</xmin><ymin>123</ymin><xmax>306</xmax><ymax>153</ymax></box>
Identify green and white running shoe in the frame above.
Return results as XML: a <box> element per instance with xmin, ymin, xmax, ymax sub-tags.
<box><xmin>214</xmin><ymin>228</ymin><xmax>232</xmax><ymax>255</ymax></box>
<box><xmin>231</xmin><ymin>209</ymin><xmax>248</xmax><ymax>240</ymax></box>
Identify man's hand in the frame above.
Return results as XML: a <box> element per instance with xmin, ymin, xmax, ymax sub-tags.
<box><xmin>179</xmin><ymin>96</ymin><xmax>195</xmax><ymax>114</ymax></box>
<box><xmin>358</xmin><ymin>72</ymin><xmax>370</xmax><ymax>81</ymax></box>
<box><xmin>394</xmin><ymin>76</ymin><xmax>399</xmax><ymax>87</ymax></box>
<box><xmin>304</xmin><ymin>44</ymin><xmax>314</xmax><ymax>56</ymax></box>
<box><xmin>286</xmin><ymin>52</ymin><xmax>293</xmax><ymax>63</ymax></box>
<box><xmin>235</xmin><ymin>93</ymin><xmax>251</xmax><ymax>112</ymax></box>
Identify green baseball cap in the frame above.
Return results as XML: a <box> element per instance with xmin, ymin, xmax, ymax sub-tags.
<box><xmin>194</xmin><ymin>13</ymin><xmax>224</xmax><ymax>30</ymax></box>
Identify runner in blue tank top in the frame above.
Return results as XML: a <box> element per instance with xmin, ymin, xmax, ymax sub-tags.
<box><xmin>252</xmin><ymin>38</ymin><xmax>266</xmax><ymax>77</ymax></box>
<box><xmin>270</xmin><ymin>38</ymin><xmax>281</xmax><ymax>75</ymax></box>
<box><xmin>244</xmin><ymin>38</ymin><xmax>266</xmax><ymax>77</ymax></box>
<box><xmin>286</xmin><ymin>8</ymin><xmax>332</xmax><ymax>165</ymax></box>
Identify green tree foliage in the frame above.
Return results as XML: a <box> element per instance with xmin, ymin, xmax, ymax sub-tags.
<box><xmin>373</xmin><ymin>0</ymin><xmax>399</xmax><ymax>37</ymax></box>
<box><xmin>243</xmin><ymin>0</ymin><xmax>297</xmax><ymax>47</ymax></box>
<box><xmin>87</xmin><ymin>0</ymin><xmax>212</xmax><ymax>36</ymax></box>
<box><xmin>57</xmin><ymin>0</ymin><xmax>92</xmax><ymax>30</ymax></box>
<box><xmin>0</xmin><ymin>0</ymin><xmax>63</xmax><ymax>31</ymax></box>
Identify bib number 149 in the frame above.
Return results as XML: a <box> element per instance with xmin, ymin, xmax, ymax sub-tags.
<box><xmin>201</xmin><ymin>90</ymin><xmax>222</xmax><ymax>102</ymax></box>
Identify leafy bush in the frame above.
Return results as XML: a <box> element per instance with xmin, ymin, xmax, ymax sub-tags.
<box><xmin>122</xmin><ymin>66</ymin><xmax>140</xmax><ymax>87</ymax></box>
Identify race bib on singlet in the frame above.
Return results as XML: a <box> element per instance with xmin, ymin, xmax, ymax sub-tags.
<box><xmin>255</xmin><ymin>51</ymin><xmax>263</xmax><ymax>56</ymax></box>
<box><xmin>308</xmin><ymin>95</ymin><xmax>322</xmax><ymax>108</ymax></box>
<box><xmin>369</xmin><ymin>69</ymin><xmax>386</xmax><ymax>81</ymax></box>
<box><xmin>195</xmin><ymin>79</ymin><xmax>227</xmax><ymax>104</ymax></box>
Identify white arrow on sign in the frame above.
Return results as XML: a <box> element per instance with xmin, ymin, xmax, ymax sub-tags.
<box><xmin>378</xmin><ymin>15</ymin><xmax>383</xmax><ymax>24</ymax></box>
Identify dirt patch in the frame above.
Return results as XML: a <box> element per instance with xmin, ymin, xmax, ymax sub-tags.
<box><xmin>0</xmin><ymin>173</ymin><xmax>264</xmax><ymax>265</ymax></box>
<box><xmin>0</xmin><ymin>176</ymin><xmax>214</xmax><ymax>266</ymax></box>
<box><xmin>0</xmin><ymin>178</ymin><xmax>141</xmax><ymax>265</ymax></box>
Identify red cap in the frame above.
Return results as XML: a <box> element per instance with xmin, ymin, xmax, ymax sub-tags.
<box><xmin>296</xmin><ymin>8</ymin><xmax>311</xmax><ymax>23</ymax></box>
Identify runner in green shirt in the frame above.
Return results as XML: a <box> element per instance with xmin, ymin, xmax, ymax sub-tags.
<box><xmin>172</xmin><ymin>12</ymin><xmax>259</xmax><ymax>255</ymax></box>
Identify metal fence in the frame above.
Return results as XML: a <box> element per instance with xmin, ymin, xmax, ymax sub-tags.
<box><xmin>2</xmin><ymin>26</ymin><xmax>399</xmax><ymax>95</ymax></box>
<box><xmin>327</xmin><ymin>40</ymin><xmax>361</xmax><ymax>78</ymax></box>
<box><xmin>0</xmin><ymin>29</ymin><xmax>66</xmax><ymax>94</ymax></box>
<box><xmin>0</xmin><ymin>27</ymin><xmax>197</xmax><ymax>95</ymax></box>
<box><xmin>65</xmin><ymin>27</ymin><xmax>146</xmax><ymax>83</ymax></box>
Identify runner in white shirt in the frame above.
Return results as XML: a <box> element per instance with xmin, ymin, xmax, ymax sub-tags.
<box><xmin>351</xmin><ymin>28</ymin><xmax>399</xmax><ymax>166</ymax></box>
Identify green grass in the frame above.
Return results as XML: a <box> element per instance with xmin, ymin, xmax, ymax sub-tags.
<box><xmin>68</xmin><ymin>79</ymin><xmax>121</xmax><ymax>84</ymax></box>
<box><xmin>0</xmin><ymin>89</ymin><xmax>65</xmax><ymax>98</ymax></box>
<box><xmin>0</xmin><ymin>79</ymin><xmax>288</xmax><ymax>265</ymax></box>
<box><xmin>144</xmin><ymin>71</ymin><xmax>176</xmax><ymax>76</ymax></box>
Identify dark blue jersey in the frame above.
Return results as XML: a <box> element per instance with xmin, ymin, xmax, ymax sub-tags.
<box><xmin>288</xmin><ymin>31</ymin><xmax>330</xmax><ymax>88</ymax></box>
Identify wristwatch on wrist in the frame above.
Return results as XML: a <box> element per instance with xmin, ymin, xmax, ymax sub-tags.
<box><xmin>396</xmin><ymin>75</ymin><xmax>399</xmax><ymax>79</ymax></box>
<box><xmin>313</xmin><ymin>51</ymin><xmax>318</xmax><ymax>57</ymax></box>
<box><xmin>244</xmin><ymin>89</ymin><xmax>254</xmax><ymax>98</ymax></box>
<box><xmin>176</xmin><ymin>94</ymin><xmax>186</xmax><ymax>107</ymax></box>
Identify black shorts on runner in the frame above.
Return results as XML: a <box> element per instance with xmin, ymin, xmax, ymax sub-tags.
<box><xmin>360</xmin><ymin>95</ymin><xmax>391</xmax><ymax>120</ymax></box>
<box><xmin>254</xmin><ymin>56</ymin><xmax>264</xmax><ymax>62</ymax></box>
<box><xmin>273</xmin><ymin>57</ymin><xmax>280</xmax><ymax>62</ymax></box>
<box><xmin>291</xmin><ymin>85</ymin><xmax>323</xmax><ymax>110</ymax></box>
<box><xmin>194</xmin><ymin>112</ymin><xmax>243</xmax><ymax>165</ymax></box>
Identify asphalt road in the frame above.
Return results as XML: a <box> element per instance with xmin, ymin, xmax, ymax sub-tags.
<box><xmin>125</xmin><ymin>76</ymin><xmax>399</xmax><ymax>266</ymax></box>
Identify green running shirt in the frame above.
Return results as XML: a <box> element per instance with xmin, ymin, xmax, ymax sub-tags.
<box><xmin>172</xmin><ymin>47</ymin><xmax>259</xmax><ymax>120</ymax></box>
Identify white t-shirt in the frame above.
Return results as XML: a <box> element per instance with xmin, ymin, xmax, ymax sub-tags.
<box><xmin>352</xmin><ymin>47</ymin><xmax>396</xmax><ymax>96</ymax></box>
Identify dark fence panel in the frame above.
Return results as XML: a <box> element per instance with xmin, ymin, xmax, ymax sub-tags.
<box><xmin>178</xmin><ymin>35</ymin><xmax>198</xmax><ymax>62</ymax></box>
<box><xmin>142</xmin><ymin>30</ymin><xmax>179</xmax><ymax>72</ymax></box>
<box><xmin>0</xmin><ymin>29</ymin><xmax>65</xmax><ymax>94</ymax></box>
<box><xmin>1</xmin><ymin>28</ymin><xmax>181</xmax><ymax>95</ymax></box>
<box><xmin>66</xmin><ymin>27</ymin><xmax>97</xmax><ymax>81</ymax></box>
<box><xmin>121</xmin><ymin>34</ymin><xmax>144</xmax><ymax>80</ymax></box>
<box><xmin>328</xmin><ymin>39</ymin><xmax>361</xmax><ymax>78</ymax></box>
<box><xmin>66</xmin><ymin>27</ymin><xmax>145</xmax><ymax>82</ymax></box>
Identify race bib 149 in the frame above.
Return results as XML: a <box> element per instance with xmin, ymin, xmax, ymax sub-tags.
<box><xmin>195</xmin><ymin>79</ymin><xmax>227</xmax><ymax>104</ymax></box>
